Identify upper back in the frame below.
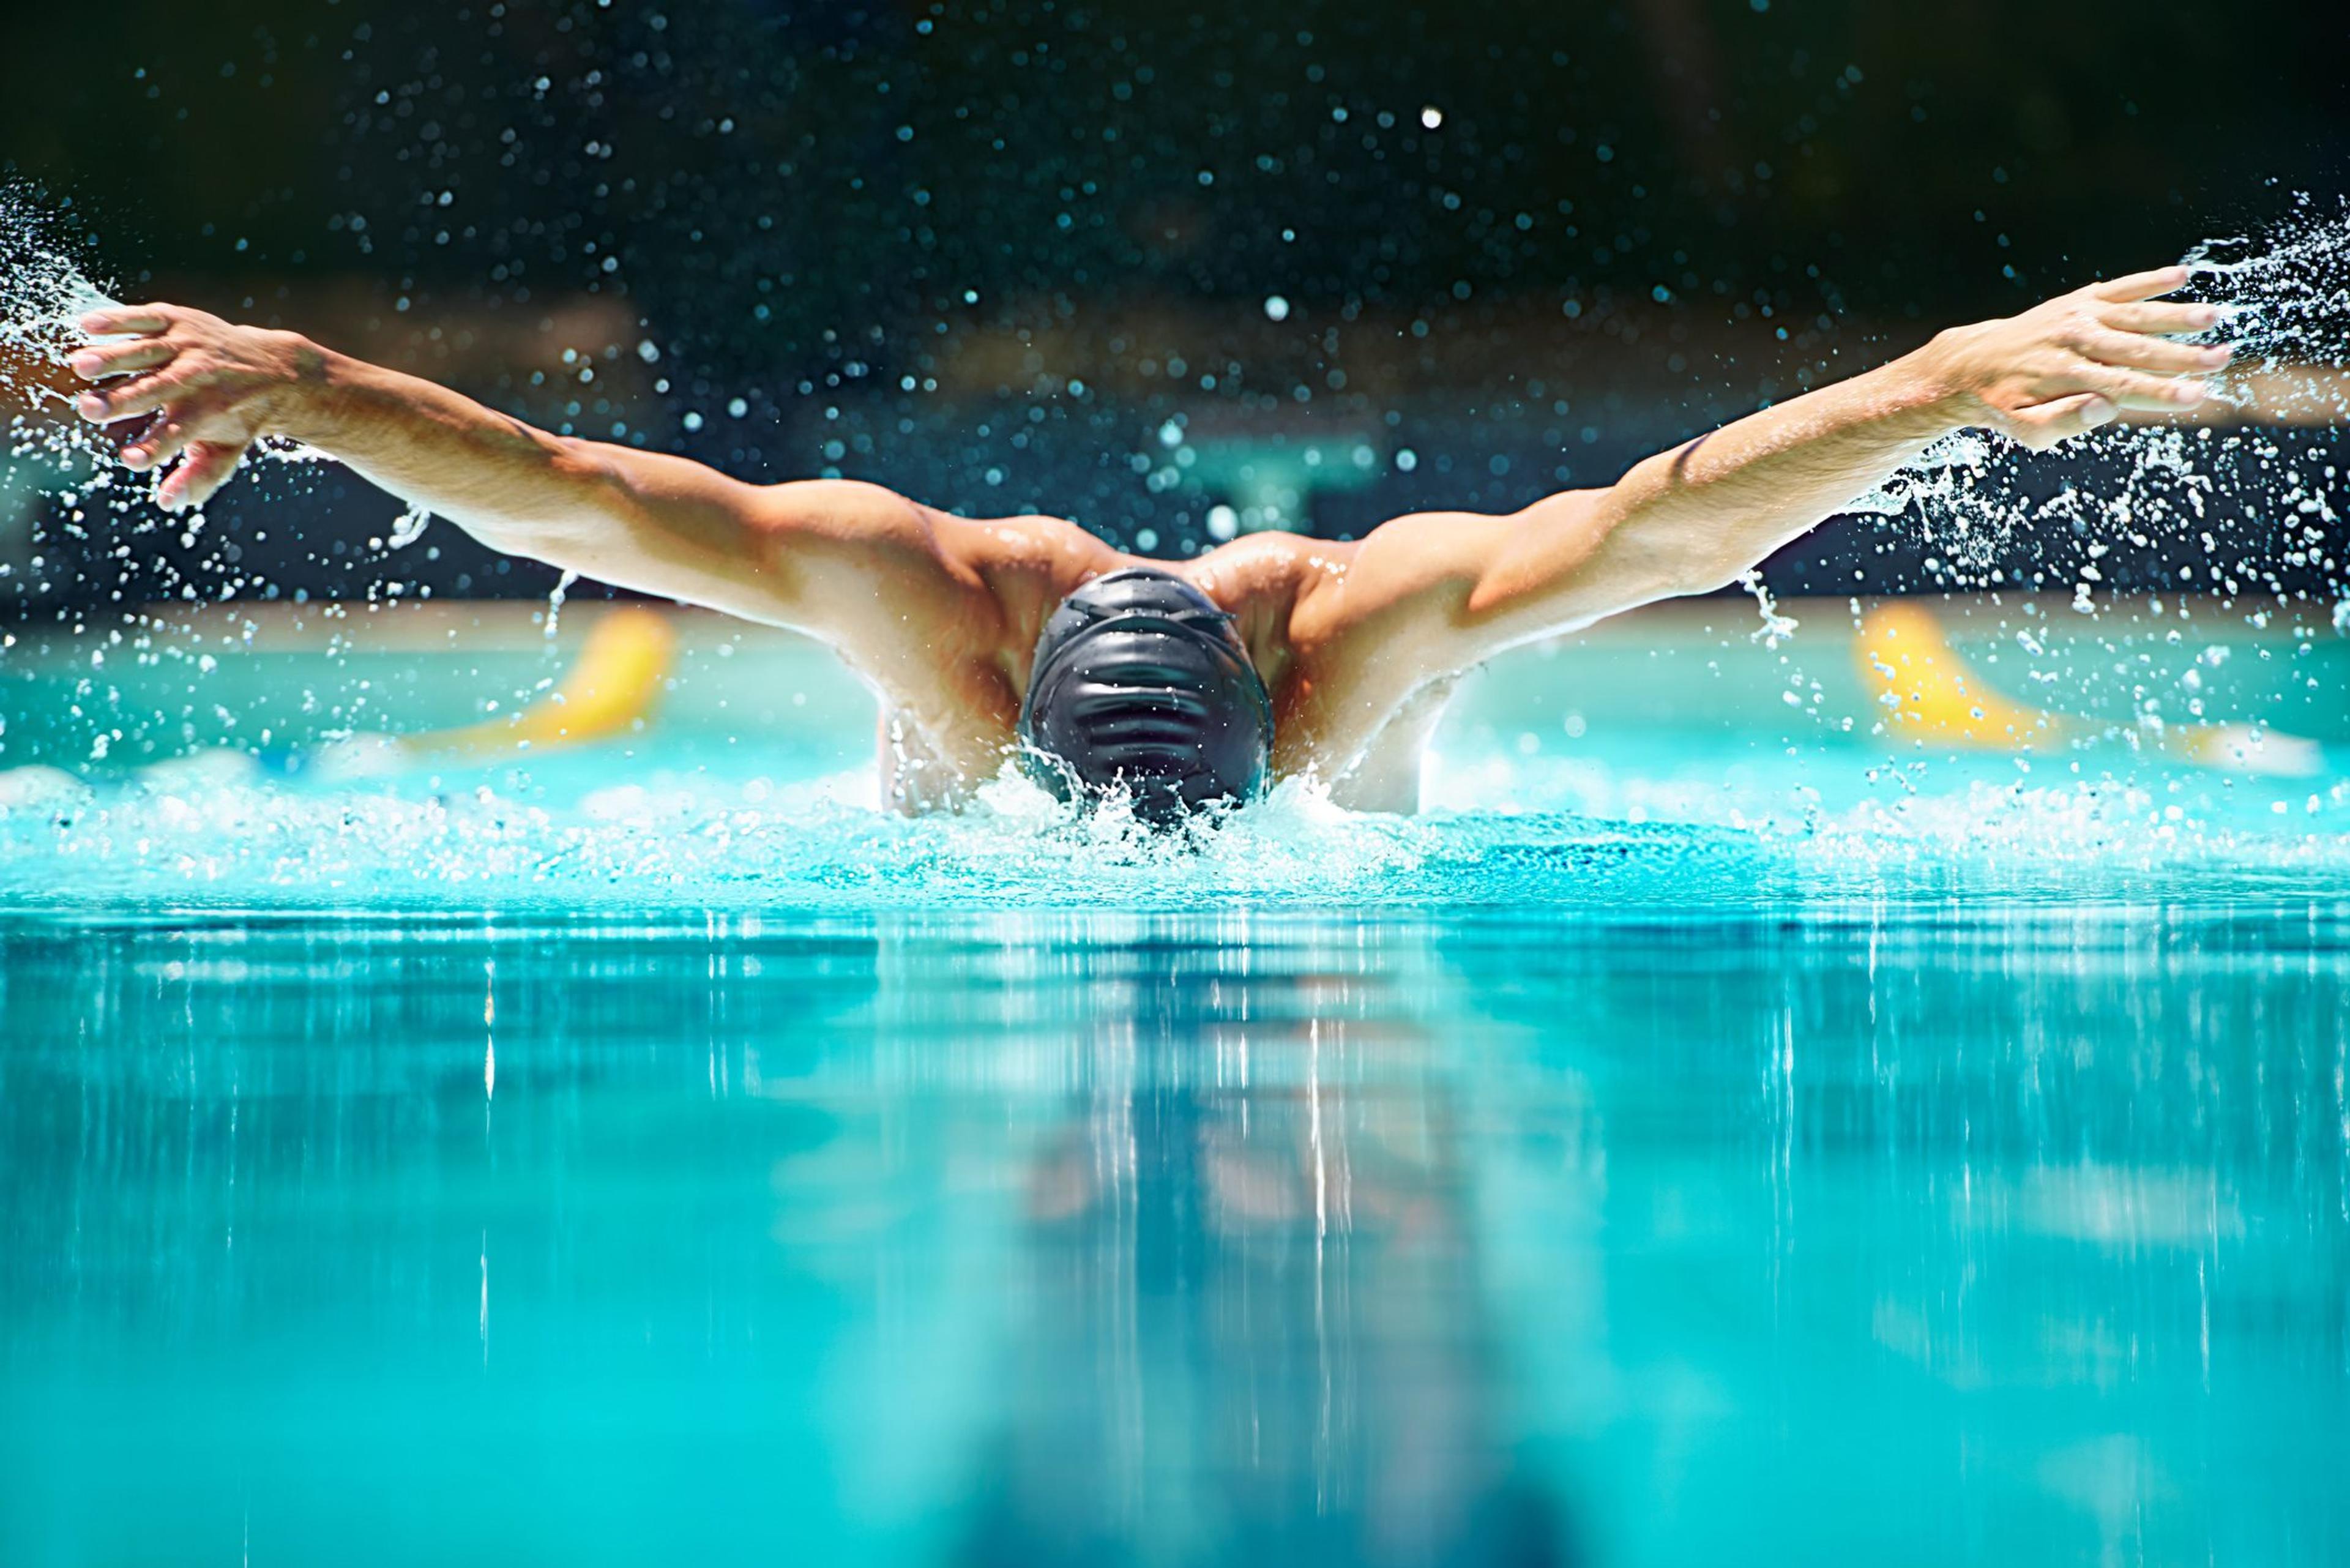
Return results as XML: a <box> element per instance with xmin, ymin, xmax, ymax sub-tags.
<box><xmin>940</xmin><ymin>513</ymin><xmax>1346</xmax><ymax>706</ymax></box>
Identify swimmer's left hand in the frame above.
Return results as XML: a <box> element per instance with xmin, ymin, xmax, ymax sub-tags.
<box><xmin>70</xmin><ymin>302</ymin><xmax>321</xmax><ymax>512</ymax></box>
<box><xmin>1917</xmin><ymin>265</ymin><xmax>2232</xmax><ymax>450</ymax></box>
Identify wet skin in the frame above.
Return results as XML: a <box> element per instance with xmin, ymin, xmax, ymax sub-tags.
<box><xmin>70</xmin><ymin>267</ymin><xmax>2226</xmax><ymax>811</ymax></box>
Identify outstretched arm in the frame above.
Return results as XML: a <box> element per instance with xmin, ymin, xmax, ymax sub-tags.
<box><xmin>67</xmin><ymin>302</ymin><xmax>984</xmax><ymax>640</ymax></box>
<box><xmin>1320</xmin><ymin>266</ymin><xmax>2228</xmax><ymax>665</ymax></box>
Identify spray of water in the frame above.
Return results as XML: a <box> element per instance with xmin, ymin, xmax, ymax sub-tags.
<box><xmin>1739</xmin><ymin>568</ymin><xmax>1800</xmax><ymax>646</ymax></box>
<box><xmin>1847</xmin><ymin>196</ymin><xmax>2350</xmax><ymax>610</ymax></box>
<box><xmin>0</xmin><ymin>189</ymin><xmax>406</xmax><ymax>587</ymax></box>
<box><xmin>0</xmin><ymin>196</ymin><xmax>121</xmax><ymax>367</ymax></box>
<box><xmin>543</xmin><ymin>569</ymin><xmax>580</xmax><ymax>640</ymax></box>
<box><xmin>0</xmin><ymin>192</ymin><xmax>135</xmax><ymax>509</ymax></box>
<box><xmin>2184</xmin><ymin>193</ymin><xmax>2350</xmax><ymax>380</ymax></box>
<box><xmin>386</xmin><ymin>501</ymin><xmax>433</xmax><ymax>550</ymax></box>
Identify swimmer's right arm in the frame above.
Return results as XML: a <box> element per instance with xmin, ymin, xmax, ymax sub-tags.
<box><xmin>67</xmin><ymin>302</ymin><xmax>980</xmax><ymax>638</ymax></box>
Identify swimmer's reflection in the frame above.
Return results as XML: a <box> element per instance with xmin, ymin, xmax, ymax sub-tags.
<box><xmin>950</xmin><ymin>947</ymin><xmax>1570</xmax><ymax>1568</ymax></box>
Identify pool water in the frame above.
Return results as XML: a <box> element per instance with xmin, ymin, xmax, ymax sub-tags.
<box><xmin>2</xmin><ymin>599</ymin><xmax>2348</xmax><ymax>1566</ymax></box>
<box><xmin>5</xmin><ymin>908</ymin><xmax>2345</xmax><ymax>1566</ymax></box>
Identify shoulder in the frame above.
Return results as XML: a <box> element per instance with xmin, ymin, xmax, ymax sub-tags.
<box><xmin>747</xmin><ymin>485</ymin><xmax>1116</xmax><ymax>587</ymax></box>
<box><xmin>1176</xmin><ymin>532</ymin><xmax>1356</xmax><ymax>670</ymax></box>
<box><xmin>1181</xmin><ymin>531</ymin><xmax>1352</xmax><ymax>610</ymax></box>
<box><xmin>936</xmin><ymin>510</ymin><xmax>1128</xmax><ymax>578</ymax></box>
<box><xmin>736</xmin><ymin>479</ymin><xmax>944</xmax><ymax>551</ymax></box>
<box><xmin>930</xmin><ymin>511</ymin><xmax>1131</xmax><ymax>654</ymax></box>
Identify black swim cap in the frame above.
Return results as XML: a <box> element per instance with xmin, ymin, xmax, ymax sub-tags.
<box><xmin>1016</xmin><ymin>566</ymin><xmax>1274</xmax><ymax>824</ymax></box>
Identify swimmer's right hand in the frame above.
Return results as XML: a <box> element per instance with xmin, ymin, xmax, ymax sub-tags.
<box><xmin>70</xmin><ymin>303</ymin><xmax>329</xmax><ymax>512</ymax></box>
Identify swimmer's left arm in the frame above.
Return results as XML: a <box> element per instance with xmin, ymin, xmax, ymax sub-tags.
<box><xmin>1335</xmin><ymin>266</ymin><xmax>2228</xmax><ymax>662</ymax></box>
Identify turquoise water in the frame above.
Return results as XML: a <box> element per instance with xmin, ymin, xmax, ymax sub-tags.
<box><xmin>3</xmin><ymin>907</ymin><xmax>2345</xmax><ymax>1566</ymax></box>
<box><xmin>3</xmin><ymin>602</ymin><xmax>2349</xmax><ymax>916</ymax></box>
<box><xmin>3</xmin><ymin>618</ymin><xmax>2349</xmax><ymax>1566</ymax></box>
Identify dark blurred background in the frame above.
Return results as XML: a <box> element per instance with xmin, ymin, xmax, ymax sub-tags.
<box><xmin>3</xmin><ymin>0</ymin><xmax>2346</xmax><ymax>613</ymax></box>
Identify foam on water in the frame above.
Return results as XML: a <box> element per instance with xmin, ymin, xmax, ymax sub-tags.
<box><xmin>0</xmin><ymin>736</ymin><xmax>2344</xmax><ymax>915</ymax></box>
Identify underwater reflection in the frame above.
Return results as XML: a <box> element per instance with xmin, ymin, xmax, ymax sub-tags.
<box><xmin>1454</xmin><ymin>908</ymin><xmax>2350</xmax><ymax>1567</ymax></box>
<box><xmin>855</xmin><ymin>915</ymin><xmax>1573</xmax><ymax>1567</ymax></box>
<box><xmin>5</xmin><ymin>907</ymin><xmax>2346</xmax><ymax>1567</ymax></box>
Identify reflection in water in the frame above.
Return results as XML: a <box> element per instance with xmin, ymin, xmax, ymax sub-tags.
<box><xmin>1465</xmin><ymin>910</ymin><xmax>2350</xmax><ymax>1566</ymax></box>
<box><xmin>0</xmin><ymin>907</ymin><xmax>2344</xmax><ymax>1566</ymax></box>
<box><xmin>908</xmin><ymin>924</ymin><xmax>1569</xmax><ymax>1566</ymax></box>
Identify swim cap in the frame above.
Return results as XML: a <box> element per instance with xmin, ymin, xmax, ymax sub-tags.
<box><xmin>1016</xmin><ymin>566</ymin><xmax>1274</xmax><ymax>824</ymax></box>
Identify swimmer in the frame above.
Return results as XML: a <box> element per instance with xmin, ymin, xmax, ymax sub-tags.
<box><xmin>67</xmin><ymin>267</ymin><xmax>2229</xmax><ymax>819</ymax></box>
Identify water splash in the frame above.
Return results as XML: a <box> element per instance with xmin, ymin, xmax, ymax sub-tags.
<box><xmin>1739</xmin><ymin>568</ymin><xmax>1799</xmax><ymax>646</ymax></box>
<box><xmin>386</xmin><ymin>501</ymin><xmax>433</xmax><ymax>550</ymax></box>
<box><xmin>0</xmin><ymin>737</ymin><xmax>2342</xmax><ymax>915</ymax></box>
<box><xmin>1849</xmin><ymin>198</ymin><xmax>2350</xmax><ymax>600</ymax></box>
<box><xmin>2183</xmin><ymin>193</ymin><xmax>2350</xmax><ymax>381</ymax></box>
<box><xmin>544</xmin><ymin>569</ymin><xmax>580</xmax><ymax>640</ymax></box>
<box><xmin>0</xmin><ymin>191</ymin><xmax>133</xmax><ymax>501</ymax></box>
<box><xmin>0</xmin><ymin>190</ymin><xmax>323</xmax><ymax>565</ymax></box>
<box><xmin>0</xmin><ymin>195</ymin><xmax>121</xmax><ymax>370</ymax></box>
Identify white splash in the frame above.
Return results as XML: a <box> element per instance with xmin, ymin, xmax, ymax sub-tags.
<box><xmin>1740</xmin><ymin>569</ymin><xmax>1799</xmax><ymax>646</ymax></box>
<box><xmin>1</xmin><ymin>193</ymin><xmax>133</xmax><ymax>493</ymax></box>
<box><xmin>387</xmin><ymin>501</ymin><xmax>433</xmax><ymax>550</ymax></box>
<box><xmin>2183</xmin><ymin>193</ymin><xmax>2350</xmax><ymax>381</ymax></box>
<box><xmin>544</xmin><ymin>569</ymin><xmax>580</xmax><ymax>640</ymax></box>
<box><xmin>1838</xmin><ymin>199</ymin><xmax>2350</xmax><ymax>592</ymax></box>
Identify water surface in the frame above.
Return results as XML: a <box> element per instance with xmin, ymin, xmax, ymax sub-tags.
<box><xmin>4</xmin><ymin>905</ymin><xmax>2344</xmax><ymax>1566</ymax></box>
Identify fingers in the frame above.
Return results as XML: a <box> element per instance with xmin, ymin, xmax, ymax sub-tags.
<box><xmin>70</xmin><ymin>338</ymin><xmax>177</xmax><ymax>381</ymax></box>
<box><xmin>2004</xmin><ymin>392</ymin><xmax>2117</xmax><ymax>452</ymax></box>
<box><xmin>2076</xmin><ymin>327</ymin><xmax>2230</xmax><ymax>376</ymax></box>
<box><xmin>59</xmin><ymin>299</ymin><xmax>250</xmax><ymax>509</ymax></box>
<box><xmin>2102</xmin><ymin>300</ymin><xmax>2223</xmax><ymax>337</ymax></box>
<box><xmin>157</xmin><ymin>440</ymin><xmax>247</xmax><ymax>513</ymax></box>
<box><xmin>2068</xmin><ymin>359</ymin><xmax>2209</xmax><ymax>412</ymax></box>
<box><xmin>122</xmin><ymin>417</ymin><xmax>192</xmax><ymax>474</ymax></box>
<box><xmin>78</xmin><ymin>305</ymin><xmax>173</xmax><ymax>337</ymax></box>
<box><xmin>2089</xmin><ymin>265</ymin><xmax>2190</xmax><ymax>304</ymax></box>
<box><xmin>75</xmin><ymin>371</ymin><xmax>181</xmax><ymax>425</ymax></box>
